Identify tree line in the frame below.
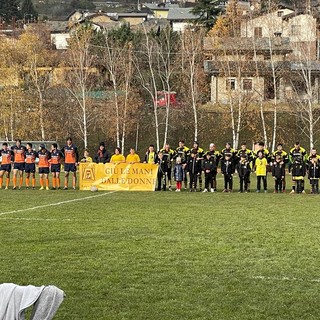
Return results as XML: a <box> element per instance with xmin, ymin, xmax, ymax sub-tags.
<box><xmin>0</xmin><ymin>4</ymin><xmax>318</xmax><ymax>155</ymax></box>
<box><xmin>0</xmin><ymin>23</ymin><xmax>209</xmax><ymax>153</ymax></box>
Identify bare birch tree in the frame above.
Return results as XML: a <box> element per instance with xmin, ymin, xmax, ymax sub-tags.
<box><xmin>180</xmin><ymin>28</ymin><xmax>206</xmax><ymax>141</ymax></box>
<box><xmin>133</xmin><ymin>26</ymin><xmax>161</xmax><ymax>150</ymax></box>
<box><xmin>63</xmin><ymin>26</ymin><xmax>97</xmax><ymax>148</ymax></box>
<box><xmin>209</xmin><ymin>2</ymin><xmax>252</xmax><ymax>149</ymax></box>
<box><xmin>155</xmin><ymin>26</ymin><xmax>179</xmax><ymax>148</ymax></box>
<box><xmin>101</xmin><ymin>30</ymin><xmax>126</xmax><ymax>148</ymax></box>
<box><xmin>252</xmin><ymin>45</ymin><xmax>268</xmax><ymax>145</ymax></box>
<box><xmin>287</xmin><ymin>14</ymin><xmax>320</xmax><ymax>149</ymax></box>
<box><xmin>263</xmin><ymin>2</ymin><xmax>282</xmax><ymax>151</ymax></box>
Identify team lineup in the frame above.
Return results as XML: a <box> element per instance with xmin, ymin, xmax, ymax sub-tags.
<box><xmin>0</xmin><ymin>138</ymin><xmax>319</xmax><ymax>193</ymax></box>
<box><xmin>146</xmin><ymin>140</ymin><xmax>318</xmax><ymax>194</ymax></box>
<box><xmin>0</xmin><ymin>138</ymin><xmax>79</xmax><ymax>190</ymax></box>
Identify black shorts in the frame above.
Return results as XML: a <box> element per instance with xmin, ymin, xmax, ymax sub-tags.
<box><xmin>0</xmin><ymin>164</ymin><xmax>11</xmax><ymax>172</ymax></box>
<box><xmin>64</xmin><ymin>163</ymin><xmax>76</xmax><ymax>172</ymax></box>
<box><xmin>13</xmin><ymin>163</ymin><xmax>25</xmax><ymax>171</ymax></box>
<box><xmin>51</xmin><ymin>164</ymin><xmax>61</xmax><ymax>173</ymax></box>
<box><xmin>25</xmin><ymin>163</ymin><xmax>36</xmax><ymax>173</ymax></box>
<box><xmin>39</xmin><ymin>167</ymin><xmax>49</xmax><ymax>174</ymax></box>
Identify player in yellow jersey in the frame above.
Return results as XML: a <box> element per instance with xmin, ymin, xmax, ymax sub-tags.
<box><xmin>126</xmin><ymin>148</ymin><xmax>140</xmax><ymax>164</ymax></box>
<box><xmin>254</xmin><ymin>151</ymin><xmax>268</xmax><ymax>193</ymax></box>
<box><xmin>110</xmin><ymin>147</ymin><xmax>126</xmax><ymax>164</ymax></box>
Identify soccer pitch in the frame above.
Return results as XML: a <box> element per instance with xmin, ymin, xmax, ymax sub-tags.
<box><xmin>0</xmin><ymin>189</ymin><xmax>320</xmax><ymax>319</ymax></box>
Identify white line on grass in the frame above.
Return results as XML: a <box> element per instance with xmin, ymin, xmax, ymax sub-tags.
<box><xmin>252</xmin><ymin>275</ymin><xmax>320</xmax><ymax>283</ymax></box>
<box><xmin>0</xmin><ymin>191</ymin><xmax>117</xmax><ymax>217</ymax></box>
<box><xmin>0</xmin><ymin>217</ymin><xmax>100</xmax><ymax>222</ymax></box>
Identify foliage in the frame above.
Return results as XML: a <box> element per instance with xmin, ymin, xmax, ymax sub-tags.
<box><xmin>21</xmin><ymin>0</ymin><xmax>38</xmax><ymax>21</ymax></box>
<box><xmin>0</xmin><ymin>0</ymin><xmax>21</xmax><ymax>22</ymax></box>
<box><xmin>70</xmin><ymin>0</ymin><xmax>96</xmax><ymax>10</ymax></box>
<box><xmin>191</xmin><ymin>0</ymin><xmax>222</xmax><ymax>30</ymax></box>
<box><xmin>1</xmin><ymin>20</ymin><xmax>319</xmax><ymax>150</ymax></box>
<box><xmin>260</xmin><ymin>0</ymin><xmax>284</xmax><ymax>10</ymax></box>
<box><xmin>209</xmin><ymin>0</ymin><xmax>242</xmax><ymax>37</ymax></box>
<box><xmin>108</xmin><ymin>24</ymin><xmax>135</xmax><ymax>44</ymax></box>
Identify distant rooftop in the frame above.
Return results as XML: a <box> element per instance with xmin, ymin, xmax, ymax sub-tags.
<box><xmin>143</xmin><ymin>3</ymin><xmax>179</xmax><ymax>11</ymax></box>
<box><xmin>204</xmin><ymin>36</ymin><xmax>292</xmax><ymax>53</ymax></box>
<box><xmin>44</xmin><ymin>20</ymin><xmax>69</xmax><ymax>32</ymax></box>
<box><xmin>167</xmin><ymin>7</ymin><xmax>200</xmax><ymax>21</ymax></box>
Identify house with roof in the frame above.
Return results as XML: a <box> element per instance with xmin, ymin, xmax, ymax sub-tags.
<box><xmin>67</xmin><ymin>9</ymin><xmax>87</xmax><ymax>23</ymax></box>
<box><xmin>204</xmin><ymin>4</ymin><xmax>320</xmax><ymax>105</ymax></box>
<box><xmin>204</xmin><ymin>36</ymin><xmax>293</xmax><ymax>104</ymax></box>
<box><xmin>68</xmin><ymin>10</ymin><xmax>149</xmax><ymax>31</ymax></box>
<box><xmin>167</xmin><ymin>7</ymin><xmax>200</xmax><ymax>32</ymax></box>
<box><xmin>67</xmin><ymin>10</ymin><xmax>115</xmax><ymax>26</ymax></box>
<box><xmin>143</xmin><ymin>3</ymin><xmax>179</xmax><ymax>19</ymax></box>
<box><xmin>44</xmin><ymin>21</ymin><xmax>70</xmax><ymax>50</ymax></box>
<box><xmin>110</xmin><ymin>12</ymin><xmax>149</xmax><ymax>26</ymax></box>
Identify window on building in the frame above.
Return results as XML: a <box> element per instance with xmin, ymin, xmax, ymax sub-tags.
<box><xmin>265</xmin><ymin>77</ymin><xmax>280</xmax><ymax>100</ymax></box>
<box><xmin>254</xmin><ymin>27</ymin><xmax>262</xmax><ymax>38</ymax></box>
<box><xmin>243</xmin><ymin>79</ymin><xmax>253</xmax><ymax>91</ymax></box>
<box><xmin>291</xmin><ymin>25</ymin><xmax>301</xmax><ymax>36</ymax></box>
<box><xmin>226</xmin><ymin>79</ymin><xmax>236</xmax><ymax>90</ymax></box>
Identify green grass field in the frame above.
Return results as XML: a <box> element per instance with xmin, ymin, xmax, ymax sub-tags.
<box><xmin>1</xmin><ymin>178</ymin><xmax>320</xmax><ymax>319</ymax></box>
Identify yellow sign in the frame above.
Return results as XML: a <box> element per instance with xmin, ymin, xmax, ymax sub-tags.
<box><xmin>79</xmin><ymin>163</ymin><xmax>158</xmax><ymax>191</ymax></box>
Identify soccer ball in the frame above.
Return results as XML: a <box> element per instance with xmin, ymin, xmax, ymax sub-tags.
<box><xmin>90</xmin><ymin>185</ymin><xmax>98</xmax><ymax>192</ymax></box>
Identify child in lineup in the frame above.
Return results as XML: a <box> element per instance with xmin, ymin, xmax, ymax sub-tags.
<box><xmin>202</xmin><ymin>152</ymin><xmax>216</xmax><ymax>192</ymax></box>
<box><xmin>237</xmin><ymin>155</ymin><xmax>251</xmax><ymax>193</ymax></box>
<box><xmin>290</xmin><ymin>156</ymin><xmax>306</xmax><ymax>194</ymax></box>
<box><xmin>173</xmin><ymin>157</ymin><xmax>184</xmax><ymax>192</ymax></box>
<box><xmin>255</xmin><ymin>151</ymin><xmax>268</xmax><ymax>193</ymax></box>
<box><xmin>272</xmin><ymin>154</ymin><xmax>285</xmax><ymax>193</ymax></box>
<box><xmin>308</xmin><ymin>157</ymin><xmax>320</xmax><ymax>194</ymax></box>
<box><xmin>80</xmin><ymin>149</ymin><xmax>93</xmax><ymax>162</ymax></box>
<box><xmin>221</xmin><ymin>154</ymin><xmax>234</xmax><ymax>192</ymax></box>
<box><xmin>156</xmin><ymin>152</ymin><xmax>167</xmax><ymax>191</ymax></box>
<box><xmin>187</xmin><ymin>150</ymin><xmax>202</xmax><ymax>192</ymax></box>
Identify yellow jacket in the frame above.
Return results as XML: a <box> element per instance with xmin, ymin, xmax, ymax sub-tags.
<box><xmin>126</xmin><ymin>153</ymin><xmax>140</xmax><ymax>163</ymax></box>
<box><xmin>255</xmin><ymin>158</ymin><xmax>267</xmax><ymax>176</ymax></box>
<box><xmin>110</xmin><ymin>154</ymin><xmax>125</xmax><ymax>164</ymax></box>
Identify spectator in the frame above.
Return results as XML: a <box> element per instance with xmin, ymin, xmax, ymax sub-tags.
<box><xmin>110</xmin><ymin>147</ymin><xmax>125</xmax><ymax>164</ymax></box>
<box><xmin>126</xmin><ymin>148</ymin><xmax>140</xmax><ymax>164</ymax></box>
<box><xmin>94</xmin><ymin>142</ymin><xmax>110</xmax><ymax>164</ymax></box>
<box><xmin>81</xmin><ymin>149</ymin><xmax>93</xmax><ymax>163</ymax></box>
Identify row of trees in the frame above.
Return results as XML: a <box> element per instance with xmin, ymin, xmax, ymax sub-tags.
<box><xmin>208</xmin><ymin>0</ymin><xmax>320</xmax><ymax>151</ymax></box>
<box><xmin>1</xmin><ymin>1</ymin><xmax>319</xmax><ymax>152</ymax></box>
<box><xmin>0</xmin><ymin>0</ymin><xmax>38</xmax><ymax>22</ymax></box>
<box><xmin>0</xmin><ymin>24</ymin><xmax>207</xmax><ymax>152</ymax></box>
<box><xmin>0</xmin><ymin>0</ymin><xmax>98</xmax><ymax>22</ymax></box>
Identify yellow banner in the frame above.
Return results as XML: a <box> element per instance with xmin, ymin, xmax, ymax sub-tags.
<box><xmin>79</xmin><ymin>163</ymin><xmax>158</xmax><ymax>191</ymax></box>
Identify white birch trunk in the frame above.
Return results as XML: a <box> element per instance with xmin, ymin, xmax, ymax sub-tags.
<box><xmin>269</xmin><ymin>38</ymin><xmax>277</xmax><ymax>152</ymax></box>
<box><xmin>135</xmin><ymin>27</ymin><xmax>160</xmax><ymax>151</ymax></box>
<box><xmin>309</xmin><ymin>99</ymin><xmax>314</xmax><ymax>150</ymax></box>
<box><xmin>235</xmin><ymin>96</ymin><xmax>242</xmax><ymax>149</ymax></box>
<box><xmin>260</xmin><ymin>101</ymin><xmax>268</xmax><ymax>144</ymax></box>
<box><xmin>65</xmin><ymin>30</ymin><xmax>95</xmax><ymax>148</ymax></box>
<box><xmin>230</xmin><ymin>99</ymin><xmax>236</xmax><ymax>147</ymax></box>
<box><xmin>111</xmin><ymin>76</ymin><xmax>120</xmax><ymax>147</ymax></box>
<box><xmin>10</xmin><ymin>92</ymin><xmax>14</xmax><ymax>141</ymax></box>
<box><xmin>82</xmin><ymin>86</ymin><xmax>88</xmax><ymax>149</ymax></box>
